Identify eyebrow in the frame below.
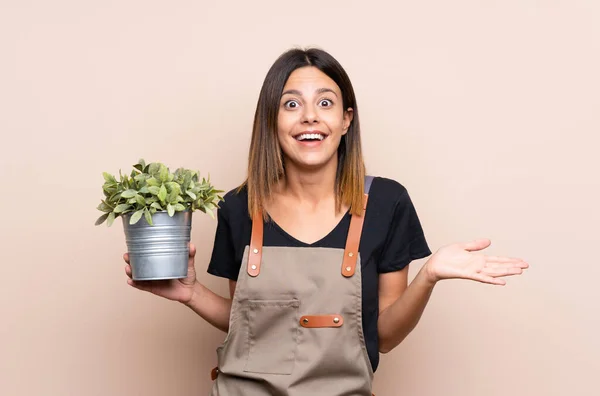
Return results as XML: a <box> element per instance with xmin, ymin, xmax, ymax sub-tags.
<box><xmin>281</xmin><ymin>87</ymin><xmax>338</xmax><ymax>97</ymax></box>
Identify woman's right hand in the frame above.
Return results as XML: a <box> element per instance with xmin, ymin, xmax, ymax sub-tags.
<box><xmin>123</xmin><ymin>242</ymin><xmax>198</xmax><ymax>305</ymax></box>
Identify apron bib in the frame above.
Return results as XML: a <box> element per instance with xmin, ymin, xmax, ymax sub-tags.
<box><xmin>210</xmin><ymin>176</ymin><xmax>375</xmax><ymax>396</ymax></box>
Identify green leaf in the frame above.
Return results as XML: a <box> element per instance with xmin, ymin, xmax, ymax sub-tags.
<box><xmin>121</xmin><ymin>189</ymin><xmax>137</xmax><ymax>199</ymax></box>
<box><xmin>147</xmin><ymin>177</ymin><xmax>159</xmax><ymax>187</ymax></box>
<box><xmin>148</xmin><ymin>163</ymin><xmax>160</xmax><ymax>176</ymax></box>
<box><xmin>159</xmin><ymin>164</ymin><xmax>169</xmax><ymax>182</ymax></box>
<box><xmin>139</xmin><ymin>186</ymin><xmax>150</xmax><ymax>194</ymax></box>
<box><xmin>133</xmin><ymin>159</ymin><xmax>145</xmax><ymax>172</ymax></box>
<box><xmin>103</xmin><ymin>172</ymin><xmax>116</xmax><ymax>183</ymax></box>
<box><xmin>166</xmin><ymin>183</ymin><xmax>180</xmax><ymax>203</ymax></box>
<box><xmin>167</xmin><ymin>203</ymin><xmax>174</xmax><ymax>217</ymax></box>
<box><xmin>135</xmin><ymin>194</ymin><xmax>146</xmax><ymax>206</ymax></box>
<box><xmin>158</xmin><ymin>184</ymin><xmax>167</xmax><ymax>202</ymax></box>
<box><xmin>127</xmin><ymin>197</ymin><xmax>137</xmax><ymax>204</ymax></box>
<box><xmin>107</xmin><ymin>212</ymin><xmax>115</xmax><ymax>226</ymax></box>
<box><xmin>95</xmin><ymin>212</ymin><xmax>109</xmax><ymax>225</ymax></box>
<box><xmin>186</xmin><ymin>190</ymin><xmax>196</xmax><ymax>200</ymax></box>
<box><xmin>109</xmin><ymin>192</ymin><xmax>121</xmax><ymax>203</ymax></box>
<box><xmin>130</xmin><ymin>209</ymin><xmax>144</xmax><ymax>225</ymax></box>
<box><xmin>144</xmin><ymin>207</ymin><xmax>153</xmax><ymax>225</ymax></box>
<box><xmin>97</xmin><ymin>201</ymin><xmax>112</xmax><ymax>213</ymax></box>
<box><xmin>148</xmin><ymin>186</ymin><xmax>160</xmax><ymax>195</ymax></box>
<box><xmin>167</xmin><ymin>182</ymin><xmax>181</xmax><ymax>194</ymax></box>
<box><xmin>151</xmin><ymin>202</ymin><xmax>162</xmax><ymax>210</ymax></box>
<box><xmin>114</xmin><ymin>204</ymin><xmax>131</xmax><ymax>213</ymax></box>
<box><xmin>174</xmin><ymin>203</ymin><xmax>186</xmax><ymax>211</ymax></box>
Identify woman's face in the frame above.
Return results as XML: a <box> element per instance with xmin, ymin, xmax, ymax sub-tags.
<box><xmin>277</xmin><ymin>66</ymin><xmax>353</xmax><ymax>171</ymax></box>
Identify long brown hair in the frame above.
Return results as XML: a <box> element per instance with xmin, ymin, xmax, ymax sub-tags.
<box><xmin>239</xmin><ymin>47</ymin><xmax>366</xmax><ymax>220</ymax></box>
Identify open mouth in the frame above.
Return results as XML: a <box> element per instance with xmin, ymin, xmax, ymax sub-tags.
<box><xmin>294</xmin><ymin>132</ymin><xmax>327</xmax><ymax>141</ymax></box>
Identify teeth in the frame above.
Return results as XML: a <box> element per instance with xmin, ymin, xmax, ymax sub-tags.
<box><xmin>296</xmin><ymin>133</ymin><xmax>324</xmax><ymax>141</ymax></box>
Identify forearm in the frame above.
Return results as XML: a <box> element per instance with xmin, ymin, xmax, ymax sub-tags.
<box><xmin>378</xmin><ymin>265</ymin><xmax>437</xmax><ymax>353</ymax></box>
<box><xmin>183</xmin><ymin>281</ymin><xmax>232</xmax><ymax>333</ymax></box>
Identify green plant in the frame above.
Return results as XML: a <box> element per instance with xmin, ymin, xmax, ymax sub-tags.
<box><xmin>95</xmin><ymin>159</ymin><xmax>224</xmax><ymax>226</ymax></box>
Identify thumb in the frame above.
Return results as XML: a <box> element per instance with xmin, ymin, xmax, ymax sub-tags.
<box><xmin>460</xmin><ymin>238</ymin><xmax>491</xmax><ymax>252</ymax></box>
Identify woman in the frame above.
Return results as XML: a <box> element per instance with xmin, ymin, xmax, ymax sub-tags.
<box><xmin>123</xmin><ymin>47</ymin><xmax>528</xmax><ymax>395</ymax></box>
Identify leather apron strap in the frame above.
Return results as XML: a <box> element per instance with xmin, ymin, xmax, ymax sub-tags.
<box><xmin>247</xmin><ymin>209</ymin><xmax>263</xmax><ymax>277</ymax></box>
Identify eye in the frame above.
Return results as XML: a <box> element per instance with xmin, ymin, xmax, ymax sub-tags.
<box><xmin>284</xmin><ymin>100</ymin><xmax>300</xmax><ymax>109</ymax></box>
<box><xmin>319</xmin><ymin>99</ymin><xmax>333</xmax><ymax>107</ymax></box>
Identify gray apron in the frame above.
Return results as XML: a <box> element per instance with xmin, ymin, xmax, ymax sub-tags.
<box><xmin>210</xmin><ymin>177</ymin><xmax>375</xmax><ymax>396</ymax></box>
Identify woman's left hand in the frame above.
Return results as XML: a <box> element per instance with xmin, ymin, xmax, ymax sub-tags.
<box><xmin>424</xmin><ymin>239</ymin><xmax>529</xmax><ymax>285</ymax></box>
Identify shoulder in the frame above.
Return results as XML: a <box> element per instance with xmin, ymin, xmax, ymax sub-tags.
<box><xmin>368</xmin><ymin>176</ymin><xmax>410</xmax><ymax>208</ymax></box>
<box><xmin>217</xmin><ymin>184</ymin><xmax>250</xmax><ymax>220</ymax></box>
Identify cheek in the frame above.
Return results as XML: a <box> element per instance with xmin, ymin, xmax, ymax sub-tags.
<box><xmin>277</xmin><ymin>112</ymin><xmax>298</xmax><ymax>140</ymax></box>
<box><xmin>324</xmin><ymin>113</ymin><xmax>346</xmax><ymax>132</ymax></box>
<box><xmin>277</xmin><ymin>111</ymin><xmax>291</xmax><ymax>130</ymax></box>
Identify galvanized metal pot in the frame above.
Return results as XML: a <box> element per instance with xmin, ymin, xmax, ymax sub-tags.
<box><xmin>122</xmin><ymin>210</ymin><xmax>192</xmax><ymax>281</ymax></box>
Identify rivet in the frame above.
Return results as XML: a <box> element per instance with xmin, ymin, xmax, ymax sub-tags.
<box><xmin>302</xmin><ymin>318</ymin><xmax>309</xmax><ymax>324</ymax></box>
<box><xmin>253</xmin><ymin>248</ymin><xmax>259</xmax><ymax>254</ymax></box>
<box><xmin>348</xmin><ymin>252</ymin><xmax>353</xmax><ymax>257</ymax></box>
<box><xmin>346</xmin><ymin>266</ymin><xmax>351</xmax><ymax>271</ymax></box>
<box><xmin>333</xmin><ymin>317</ymin><xmax>340</xmax><ymax>323</ymax></box>
<box><xmin>251</xmin><ymin>265</ymin><xmax>257</xmax><ymax>270</ymax></box>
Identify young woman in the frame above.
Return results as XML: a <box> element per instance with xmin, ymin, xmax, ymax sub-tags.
<box><xmin>123</xmin><ymin>47</ymin><xmax>528</xmax><ymax>395</ymax></box>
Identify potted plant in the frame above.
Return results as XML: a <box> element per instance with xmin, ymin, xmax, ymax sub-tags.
<box><xmin>95</xmin><ymin>159</ymin><xmax>224</xmax><ymax>281</ymax></box>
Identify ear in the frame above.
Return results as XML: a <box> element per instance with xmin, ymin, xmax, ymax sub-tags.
<box><xmin>342</xmin><ymin>107</ymin><xmax>354</xmax><ymax>135</ymax></box>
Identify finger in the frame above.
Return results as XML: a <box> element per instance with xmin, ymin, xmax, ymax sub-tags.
<box><xmin>187</xmin><ymin>245</ymin><xmax>197</xmax><ymax>269</ymax></box>
<box><xmin>485</xmin><ymin>256</ymin><xmax>528</xmax><ymax>266</ymax></box>
<box><xmin>460</xmin><ymin>239</ymin><xmax>491</xmax><ymax>252</ymax></box>
<box><xmin>481</xmin><ymin>266</ymin><xmax>523</xmax><ymax>277</ymax></box>
<box><xmin>485</xmin><ymin>261</ymin><xmax>529</xmax><ymax>269</ymax></box>
<box><xmin>468</xmin><ymin>272</ymin><xmax>506</xmax><ymax>285</ymax></box>
<box><xmin>125</xmin><ymin>264</ymin><xmax>132</xmax><ymax>278</ymax></box>
<box><xmin>123</xmin><ymin>253</ymin><xmax>130</xmax><ymax>264</ymax></box>
<box><xmin>484</xmin><ymin>253</ymin><xmax>529</xmax><ymax>270</ymax></box>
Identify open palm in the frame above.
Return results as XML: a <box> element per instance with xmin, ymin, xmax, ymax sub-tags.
<box><xmin>425</xmin><ymin>239</ymin><xmax>529</xmax><ymax>285</ymax></box>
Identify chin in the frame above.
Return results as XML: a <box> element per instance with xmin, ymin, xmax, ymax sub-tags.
<box><xmin>288</xmin><ymin>155</ymin><xmax>336</xmax><ymax>171</ymax></box>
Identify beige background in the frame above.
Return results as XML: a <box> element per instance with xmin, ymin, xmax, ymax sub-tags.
<box><xmin>1</xmin><ymin>1</ymin><xmax>599</xmax><ymax>395</ymax></box>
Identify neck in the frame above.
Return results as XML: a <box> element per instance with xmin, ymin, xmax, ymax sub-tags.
<box><xmin>277</xmin><ymin>157</ymin><xmax>338</xmax><ymax>207</ymax></box>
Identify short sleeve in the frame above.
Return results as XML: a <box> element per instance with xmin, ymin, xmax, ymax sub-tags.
<box><xmin>206</xmin><ymin>202</ymin><xmax>241</xmax><ymax>280</ymax></box>
<box><xmin>378</xmin><ymin>189</ymin><xmax>432</xmax><ymax>273</ymax></box>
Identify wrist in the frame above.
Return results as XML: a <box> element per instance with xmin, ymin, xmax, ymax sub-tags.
<box><xmin>421</xmin><ymin>260</ymin><xmax>439</xmax><ymax>287</ymax></box>
<box><xmin>182</xmin><ymin>281</ymin><xmax>202</xmax><ymax>307</ymax></box>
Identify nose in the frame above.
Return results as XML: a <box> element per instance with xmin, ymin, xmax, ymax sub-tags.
<box><xmin>302</xmin><ymin>104</ymin><xmax>319</xmax><ymax>124</ymax></box>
